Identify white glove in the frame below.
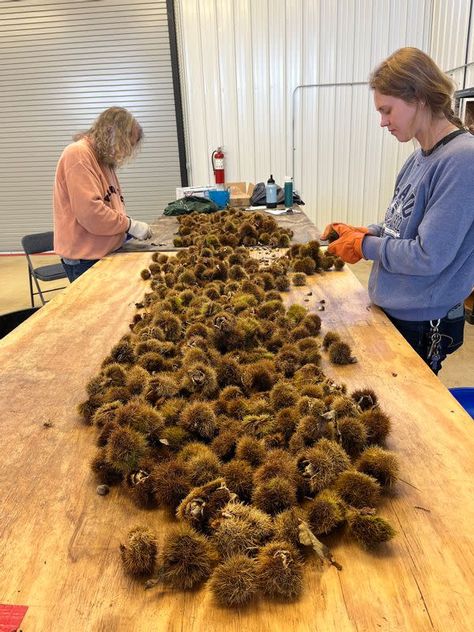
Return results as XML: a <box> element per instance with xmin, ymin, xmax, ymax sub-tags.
<box><xmin>128</xmin><ymin>217</ymin><xmax>152</xmax><ymax>240</ymax></box>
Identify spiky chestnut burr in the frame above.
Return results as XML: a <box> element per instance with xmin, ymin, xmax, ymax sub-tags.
<box><xmin>120</xmin><ymin>526</ymin><xmax>158</xmax><ymax>576</ymax></box>
<box><xmin>210</xmin><ymin>430</ymin><xmax>238</xmax><ymax>462</ymax></box>
<box><xmin>153</xmin><ymin>459</ymin><xmax>190</xmax><ymax>510</ymax></box>
<box><xmin>337</xmin><ymin>416</ymin><xmax>368</xmax><ymax>458</ymax></box>
<box><xmin>315</xmin><ymin>438</ymin><xmax>352</xmax><ymax>475</ymax></box>
<box><xmin>350</xmin><ymin>387</ymin><xmax>378</xmax><ymax>411</ymax></box>
<box><xmin>296</xmin><ymin>396</ymin><xmax>325</xmax><ymax>418</ymax></box>
<box><xmin>241</xmin><ymin>360</ymin><xmax>277</xmax><ymax>393</ymax></box>
<box><xmin>292</xmin><ymin>273</ymin><xmax>307</xmax><ymax>286</ymax></box>
<box><xmin>273</xmin><ymin>507</ymin><xmax>308</xmax><ymax>548</ymax></box>
<box><xmin>127</xmin><ymin>469</ymin><xmax>159</xmax><ymax>509</ymax></box>
<box><xmin>293</xmin><ymin>414</ymin><xmax>335</xmax><ymax>447</ymax></box>
<box><xmin>126</xmin><ymin>365</ymin><xmax>150</xmax><ymax>396</ymax></box>
<box><xmin>91</xmin><ymin>450</ymin><xmax>124</xmax><ymax>486</ymax></box>
<box><xmin>358</xmin><ymin>408</ymin><xmax>392</xmax><ymax>445</ymax></box>
<box><xmin>322</xmin><ymin>331</ymin><xmax>341</xmax><ymax>351</ymax></box>
<box><xmin>253</xmin><ymin>449</ymin><xmax>298</xmax><ymax>486</ymax></box>
<box><xmin>152</xmin><ymin>310</ymin><xmax>182</xmax><ymax>342</ymax></box>
<box><xmin>210</xmin><ymin>502</ymin><xmax>274</xmax><ymax>556</ymax></box>
<box><xmin>292</xmin><ymin>257</ymin><xmax>316</xmax><ymax>275</ymax></box>
<box><xmin>77</xmin><ymin>395</ymin><xmax>104</xmax><ymax>425</ymax></box>
<box><xmin>285</xmin><ymin>304</ymin><xmax>308</xmax><ymax>325</ymax></box>
<box><xmin>180</xmin><ymin>362</ymin><xmax>218</xmax><ymax>399</ymax></box>
<box><xmin>105</xmin><ymin>426</ymin><xmax>147</xmax><ymax>474</ymax></box>
<box><xmin>297</xmin><ymin>446</ymin><xmax>343</xmax><ymax>496</ymax></box>
<box><xmin>92</xmin><ymin>401</ymin><xmax>122</xmax><ymax>428</ymax></box>
<box><xmin>179</xmin><ymin>401</ymin><xmax>217</xmax><ymax>440</ymax></box>
<box><xmin>221</xmin><ymin>459</ymin><xmax>254</xmax><ymax>503</ymax></box>
<box><xmin>275</xmin><ymin>344</ymin><xmax>302</xmax><ymax>378</ymax></box>
<box><xmin>328</xmin><ymin>341</ymin><xmax>357</xmax><ymax>365</ymax></box>
<box><xmin>330</xmin><ymin>395</ymin><xmax>357</xmax><ymax>419</ymax></box>
<box><xmin>187</xmin><ymin>451</ymin><xmax>221</xmax><ymax>487</ymax></box>
<box><xmin>114</xmin><ymin>400</ymin><xmax>164</xmax><ymax>435</ymax></box>
<box><xmin>176</xmin><ymin>479</ymin><xmax>233</xmax><ymax>533</ymax></box>
<box><xmin>161</xmin><ymin>525</ymin><xmax>216</xmax><ymax>589</ymax></box>
<box><xmin>209</xmin><ymin>555</ymin><xmax>258</xmax><ymax>607</ymax></box>
<box><xmin>320</xmin><ymin>255</ymin><xmax>334</xmax><ymax>271</ymax></box>
<box><xmin>356</xmin><ymin>446</ymin><xmax>399</xmax><ymax>488</ymax></box>
<box><xmin>257</xmin><ymin>299</ymin><xmax>286</xmax><ymax>320</ymax></box>
<box><xmin>103</xmin><ymin>337</ymin><xmax>136</xmax><ymax>365</ymax></box>
<box><xmin>252</xmin><ymin>477</ymin><xmax>298</xmax><ymax>516</ymax></box>
<box><xmin>235</xmin><ymin>436</ymin><xmax>266</xmax><ymax>467</ymax></box>
<box><xmin>348</xmin><ymin>512</ymin><xmax>396</xmax><ymax>548</ymax></box>
<box><xmin>274</xmin><ymin>407</ymin><xmax>299</xmax><ymax>442</ymax></box>
<box><xmin>102</xmin><ymin>363</ymin><xmax>128</xmax><ymax>387</ymax></box>
<box><xmin>97</xmin><ymin>420</ymin><xmax>118</xmax><ymax>447</ymax></box>
<box><xmin>293</xmin><ymin>364</ymin><xmax>325</xmax><ymax>385</ymax></box>
<box><xmin>335</xmin><ymin>470</ymin><xmax>381</xmax><ymax>508</ymax></box>
<box><xmin>145</xmin><ymin>374</ymin><xmax>180</xmax><ymax>406</ymax></box>
<box><xmin>137</xmin><ymin>351</ymin><xmax>167</xmax><ymax>374</ymax></box>
<box><xmin>306</xmin><ymin>489</ymin><xmax>346</xmax><ymax>535</ymax></box>
<box><xmin>275</xmin><ymin>275</ymin><xmax>290</xmax><ymax>291</ymax></box>
<box><xmin>256</xmin><ymin>541</ymin><xmax>303</xmax><ymax>601</ymax></box>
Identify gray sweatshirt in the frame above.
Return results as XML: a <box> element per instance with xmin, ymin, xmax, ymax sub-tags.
<box><xmin>362</xmin><ymin>131</ymin><xmax>474</xmax><ymax>320</ymax></box>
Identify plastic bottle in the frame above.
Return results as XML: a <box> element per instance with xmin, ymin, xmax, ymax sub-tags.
<box><xmin>284</xmin><ymin>176</ymin><xmax>293</xmax><ymax>209</ymax></box>
<box><xmin>265</xmin><ymin>174</ymin><xmax>277</xmax><ymax>209</ymax></box>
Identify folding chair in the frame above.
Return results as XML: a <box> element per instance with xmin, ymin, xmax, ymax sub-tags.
<box><xmin>21</xmin><ymin>231</ymin><xmax>68</xmax><ymax>307</ymax></box>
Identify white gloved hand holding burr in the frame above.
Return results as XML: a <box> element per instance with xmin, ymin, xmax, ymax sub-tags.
<box><xmin>127</xmin><ymin>217</ymin><xmax>153</xmax><ymax>240</ymax></box>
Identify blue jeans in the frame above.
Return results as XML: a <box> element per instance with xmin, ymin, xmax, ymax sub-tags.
<box><xmin>61</xmin><ymin>259</ymin><xmax>98</xmax><ymax>282</ymax></box>
<box><xmin>386</xmin><ymin>305</ymin><xmax>465</xmax><ymax>374</ymax></box>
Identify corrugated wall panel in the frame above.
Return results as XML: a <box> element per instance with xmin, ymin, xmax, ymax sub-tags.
<box><xmin>0</xmin><ymin>0</ymin><xmax>182</xmax><ymax>252</ymax></box>
<box><xmin>176</xmin><ymin>0</ymin><xmax>431</xmax><ymax>230</ymax></box>
<box><xmin>430</xmin><ymin>0</ymin><xmax>471</xmax><ymax>88</ymax></box>
<box><xmin>467</xmin><ymin>4</ymin><xmax>474</xmax><ymax>87</ymax></box>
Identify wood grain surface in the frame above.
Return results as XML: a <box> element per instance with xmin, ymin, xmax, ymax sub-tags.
<box><xmin>0</xmin><ymin>251</ymin><xmax>473</xmax><ymax>632</ymax></box>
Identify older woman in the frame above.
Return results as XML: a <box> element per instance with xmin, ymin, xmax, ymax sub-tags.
<box><xmin>322</xmin><ymin>48</ymin><xmax>474</xmax><ymax>373</ymax></box>
<box><xmin>54</xmin><ymin>106</ymin><xmax>152</xmax><ymax>282</ymax></box>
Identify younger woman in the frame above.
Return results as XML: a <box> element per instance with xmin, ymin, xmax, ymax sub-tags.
<box><xmin>322</xmin><ymin>47</ymin><xmax>474</xmax><ymax>373</ymax></box>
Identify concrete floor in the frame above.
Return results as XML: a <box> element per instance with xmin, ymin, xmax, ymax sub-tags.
<box><xmin>0</xmin><ymin>254</ymin><xmax>472</xmax><ymax>389</ymax></box>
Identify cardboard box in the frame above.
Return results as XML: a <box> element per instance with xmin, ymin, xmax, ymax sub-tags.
<box><xmin>227</xmin><ymin>181</ymin><xmax>255</xmax><ymax>207</ymax></box>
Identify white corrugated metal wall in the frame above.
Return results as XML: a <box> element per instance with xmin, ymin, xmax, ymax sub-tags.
<box><xmin>0</xmin><ymin>0</ymin><xmax>182</xmax><ymax>252</ymax></box>
<box><xmin>175</xmin><ymin>0</ymin><xmax>432</xmax><ymax>230</ymax></box>
<box><xmin>430</xmin><ymin>0</ymin><xmax>474</xmax><ymax>88</ymax></box>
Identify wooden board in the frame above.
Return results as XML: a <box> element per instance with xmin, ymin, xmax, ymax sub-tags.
<box><xmin>0</xmin><ymin>251</ymin><xmax>473</xmax><ymax>632</ymax></box>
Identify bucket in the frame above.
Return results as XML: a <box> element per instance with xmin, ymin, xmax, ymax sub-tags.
<box><xmin>208</xmin><ymin>189</ymin><xmax>230</xmax><ymax>209</ymax></box>
<box><xmin>0</xmin><ymin>307</ymin><xmax>40</xmax><ymax>339</ymax></box>
<box><xmin>449</xmin><ymin>387</ymin><xmax>474</xmax><ymax>418</ymax></box>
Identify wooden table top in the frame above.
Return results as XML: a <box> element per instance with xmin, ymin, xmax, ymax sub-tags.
<box><xmin>1</xmin><ymin>251</ymin><xmax>473</xmax><ymax>632</ymax></box>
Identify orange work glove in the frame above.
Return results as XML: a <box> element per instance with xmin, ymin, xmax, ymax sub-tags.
<box><xmin>320</xmin><ymin>222</ymin><xmax>369</xmax><ymax>241</ymax></box>
<box><xmin>327</xmin><ymin>225</ymin><xmax>368</xmax><ymax>264</ymax></box>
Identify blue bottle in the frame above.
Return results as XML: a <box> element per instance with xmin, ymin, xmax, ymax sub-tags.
<box><xmin>284</xmin><ymin>176</ymin><xmax>293</xmax><ymax>209</ymax></box>
<box><xmin>266</xmin><ymin>174</ymin><xmax>277</xmax><ymax>209</ymax></box>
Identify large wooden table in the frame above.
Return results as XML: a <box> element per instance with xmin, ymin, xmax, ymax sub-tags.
<box><xmin>1</xmin><ymin>250</ymin><xmax>473</xmax><ymax>632</ymax></box>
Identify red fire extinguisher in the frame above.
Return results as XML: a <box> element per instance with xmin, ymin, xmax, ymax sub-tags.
<box><xmin>211</xmin><ymin>147</ymin><xmax>225</xmax><ymax>185</ymax></box>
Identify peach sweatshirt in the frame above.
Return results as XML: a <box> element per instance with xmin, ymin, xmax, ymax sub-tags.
<box><xmin>53</xmin><ymin>137</ymin><xmax>129</xmax><ymax>259</ymax></box>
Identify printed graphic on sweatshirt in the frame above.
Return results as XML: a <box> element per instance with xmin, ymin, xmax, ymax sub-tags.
<box><xmin>382</xmin><ymin>182</ymin><xmax>415</xmax><ymax>238</ymax></box>
<box><xmin>103</xmin><ymin>185</ymin><xmax>124</xmax><ymax>204</ymax></box>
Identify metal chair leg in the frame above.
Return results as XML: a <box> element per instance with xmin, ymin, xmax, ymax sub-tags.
<box><xmin>28</xmin><ymin>268</ymin><xmax>34</xmax><ymax>308</ymax></box>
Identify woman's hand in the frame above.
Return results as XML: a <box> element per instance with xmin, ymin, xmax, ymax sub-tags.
<box><xmin>127</xmin><ymin>218</ymin><xmax>153</xmax><ymax>240</ymax></box>
<box><xmin>321</xmin><ymin>222</ymin><xmax>369</xmax><ymax>241</ymax></box>
<box><xmin>326</xmin><ymin>224</ymin><xmax>369</xmax><ymax>264</ymax></box>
